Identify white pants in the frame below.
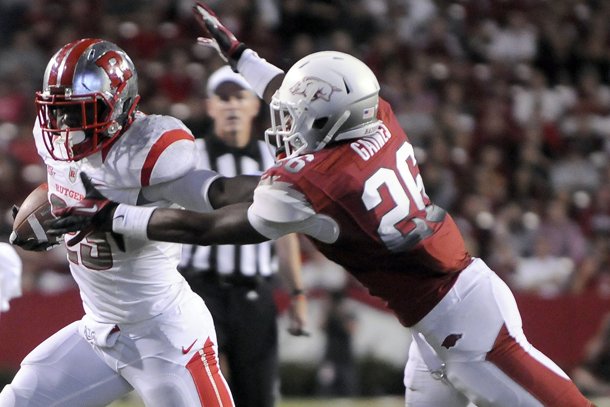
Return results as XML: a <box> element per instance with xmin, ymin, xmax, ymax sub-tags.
<box><xmin>404</xmin><ymin>258</ymin><xmax>591</xmax><ymax>407</ymax></box>
<box><xmin>0</xmin><ymin>293</ymin><xmax>234</xmax><ymax>407</ymax></box>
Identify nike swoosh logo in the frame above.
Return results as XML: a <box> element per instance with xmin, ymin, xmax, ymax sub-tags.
<box><xmin>182</xmin><ymin>339</ymin><xmax>197</xmax><ymax>354</ymax></box>
<box><xmin>77</xmin><ymin>204</ymin><xmax>99</xmax><ymax>214</ymax></box>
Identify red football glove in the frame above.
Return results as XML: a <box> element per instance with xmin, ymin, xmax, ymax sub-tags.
<box><xmin>47</xmin><ymin>172</ymin><xmax>117</xmax><ymax>247</ymax></box>
<box><xmin>193</xmin><ymin>1</ymin><xmax>246</xmax><ymax>70</ymax></box>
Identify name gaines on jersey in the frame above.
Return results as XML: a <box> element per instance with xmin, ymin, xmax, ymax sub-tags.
<box><xmin>350</xmin><ymin>124</ymin><xmax>392</xmax><ymax>161</ymax></box>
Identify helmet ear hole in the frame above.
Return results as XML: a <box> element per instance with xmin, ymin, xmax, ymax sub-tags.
<box><xmin>313</xmin><ymin>117</ymin><xmax>329</xmax><ymax>129</ymax></box>
<box><xmin>122</xmin><ymin>97</ymin><xmax>134</xmax><ymax>113</ymax></box>
<box><xmin>95</xmin><ymin>101</ymin><xmax>109</xmax><ymax>123</ymax></box>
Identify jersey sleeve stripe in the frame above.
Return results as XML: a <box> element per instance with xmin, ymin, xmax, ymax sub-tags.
<box><xmin>140</xmin><ymin>129</ymin><xmax>194</xmax><ymax>187</ymax></box>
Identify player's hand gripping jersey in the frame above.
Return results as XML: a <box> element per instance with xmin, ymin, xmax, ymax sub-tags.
<box><xmin>34</xmin><ymin>112</ymin><xmax>218</xmax><ymax>323</ymax></box>
<box><xmin>249</xmin><ymin>99</ymin><xmax>471</xmax><ymax>326</ymax></box>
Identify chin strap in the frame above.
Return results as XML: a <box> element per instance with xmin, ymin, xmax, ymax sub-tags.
<box><xmin>315</xmin><ymin>110</ymin><xmax>351</xmax><ymax>151</ymax></box>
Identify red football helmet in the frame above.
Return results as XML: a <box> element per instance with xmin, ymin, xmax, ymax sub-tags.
<box><xmin>35</xmin><ymin>38</ymin><xmax>140</xmax><ymax>161</ymax></box>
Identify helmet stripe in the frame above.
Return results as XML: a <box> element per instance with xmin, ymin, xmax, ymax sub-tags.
<box><xmin>49</xmin><ymin>38</ymin><xmax>103</xmax><ymax>87</ymax></box>
<box><xmin>47</xmin><ymin>40</ymin><xmax>77</xmax><ymax>87</ymax></box>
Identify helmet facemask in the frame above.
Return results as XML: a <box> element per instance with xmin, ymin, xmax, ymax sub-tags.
<box><xmin>36</xmin><ymin>39</ymin><xmax>140</xmax><ymax>162</ymax></box>
<box><xmin>266</xmin><ymin>92</ymin><xmax>352</xmax><ymax>159</ymax></box>
<box><xmin>36</xmin><ymin>88</ymin><xmax>119</xmax><ymax>161</ymax></box>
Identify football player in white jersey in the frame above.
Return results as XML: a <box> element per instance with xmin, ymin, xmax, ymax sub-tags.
<box><xmin>0</xmin><ymin>242</ymin><xmax>22</xmax><ymax>320</ymax></box>
<box><xmin>47</xmin><ymin>4</ymin><xmax>594</xmax><ymax>406</ymax></box>
<box><xmin>0</xmin><ymin>38</ymin><xmax>246</xmax><ymax>406</ymax></box>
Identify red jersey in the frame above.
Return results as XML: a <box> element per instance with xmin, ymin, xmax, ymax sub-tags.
<box><xmin>250</xmin><ymin>98</ymin><xmax>472</xmax><ymax>326</ymax></box>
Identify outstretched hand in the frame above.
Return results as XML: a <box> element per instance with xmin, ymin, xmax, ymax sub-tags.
<box><xmin>47</xmin><ymin>172</ymin><xmax>117</xmax><ymax>247</ymax></box>
<box><xmin>193</xmin><ymin>1</ymin><xmax>246</xmax><ymax>70</ymax></box>
<box><xmin>287</xmin><ymin>294</ymin><xmax>310</xmax><ymax>337</ymax></box>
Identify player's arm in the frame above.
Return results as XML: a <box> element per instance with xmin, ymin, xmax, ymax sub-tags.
<box><xmin>142</xmin><ymin>168</ymin><xmax>260</xmax><ymax>212</ymax></box>
<box><xmin>119</xmin><ymin>180</ymin><xmax>338</xmax><ymax>247</ymax></box>
<box><xmin>275</xmin><ymin>233</ymin><xmax>309</xmax><ymax>336</ymax></box>
<box><xmin>49</xmin><ymin>197</ymin><xmax>268</xmax><ymax>247</ymax></box>
<box><xmin>137</xmin><ymin>128</ymin><xmax>260</xmax><ymax>212</ymax></box>
<box><xmin>132</xmin><ymin>202</ymin><xmax>268</xmax><ymax>246</ymax></box>
<box><xmin>47</xmin><ymin>172</ymin><xmax>262</xmax><ymax>246</ymax></box>
<box><xmin>47</xmin><ymin>173</ymin><xmax>339</xmax><ymax>249</ymax></box>
<box><xmin>207</xmin><ymin>174</ymin><xmax>260</xmax><ymax>209</ymax></box>
<box><xmin>116</xmin><ymin>179</ymin><xmax>337</xmax><ymax>246</ymax></box>
<box><xmin>193</xmin><ymin>1</ymin><xmax>284</xmax><ymax>103</ymax></box>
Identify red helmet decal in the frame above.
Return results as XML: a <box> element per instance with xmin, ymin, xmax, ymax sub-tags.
<box><xmin>95</xmin><ymin>50</ymin><xmax>133</xmax><ymax>89</ymax></box>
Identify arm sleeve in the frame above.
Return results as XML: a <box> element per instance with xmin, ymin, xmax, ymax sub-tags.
<box><xmin>141</xmin><ymin>169</ymin><xmax>221</xmax><ymax>212</ymax></box>
<box><xmin>236</xmin><ymin>49</ymin><xmax>284</xmax><ymax>99</ymax></box>
<box><xmin>247</xmin><ymin>181</ymin><xmax>339</xmax><ymax>243</ymax></box>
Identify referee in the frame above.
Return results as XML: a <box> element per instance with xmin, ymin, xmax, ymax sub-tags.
<box><xmin>179</xmin><ymin>66</ymin><xmax>308</xmax><ymax>407</ymax></box>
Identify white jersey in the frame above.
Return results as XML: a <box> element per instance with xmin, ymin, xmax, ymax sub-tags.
<box><xmin>34</xmin><ymin>112</ymin><xmax>219</xmax><ymax>324</ymax></box>
<box><xmin>0</xmin><ymin>242</ymin><xmax>22</xmax><ymax>313</ymax></box>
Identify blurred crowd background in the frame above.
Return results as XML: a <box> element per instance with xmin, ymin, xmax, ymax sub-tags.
<box><xmin>2</xmin><ymin>0</ymin><xmax>610</xmax><ymax>400</ymax></box>
<box><xmin>2</xmin><ymin>0</ymin><xmax>610</xmax><ymax>298</ymax></box>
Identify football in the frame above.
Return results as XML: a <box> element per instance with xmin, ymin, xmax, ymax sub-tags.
<box><xmin>11</xmin><ymin>183</ymin><xmax>60</xmax><ymax>250</ymax></box>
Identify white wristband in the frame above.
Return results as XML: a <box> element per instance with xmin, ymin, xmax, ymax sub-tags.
<box><xmin>112</xmin><ymin>204</ymin><xmax>156</xmax><ymax>240</ymax></box>
<box><xmin>237</xmin><ymin>49</ymin><xmax>284</xmax><ymax>99</ymax></box>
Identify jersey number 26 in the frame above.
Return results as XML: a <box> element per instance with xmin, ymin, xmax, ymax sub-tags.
<box><xmin>362</xmin><ymin>141</ymin><xmax>429</xmax><ymax>251</ymax></box>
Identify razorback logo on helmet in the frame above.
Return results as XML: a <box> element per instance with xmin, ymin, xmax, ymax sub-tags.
<box><xmin>289</xmin><ymin>76</ymin><xmax>341</xmax><ymax>102</ymax></box>
<box><xmin>95</xmin><ymin>51</ymin><xmax>133</xmax><ymax>89</ymax></box>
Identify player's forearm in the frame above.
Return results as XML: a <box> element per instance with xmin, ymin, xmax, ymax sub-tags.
<box><xmin>235</xmin><ymin>49</ymin><xmax>284</xmax><ymax>103</ymax></box>
<box><xmin>275</xmin><ymin>233</ymin><xmax>304</xmax><ymax>293</ymax></box>
<box><xmin>144</xmin><ymin>207</ymin><xmax>207</xmax><ymax>244</ymax></box>
<box><xmin>112</xmin><ymin>202</ymin><xmax>268</xmax><ymax>245</ymax></box>
<box><xmin>207</xmin><ymin>175</ymin><xmax>260</xmax><ymax>209</ymax></box>
<box><xmin>262</xmin><ymin>74</ymin><xmax>284</xmax><ymax>104</ymax></box>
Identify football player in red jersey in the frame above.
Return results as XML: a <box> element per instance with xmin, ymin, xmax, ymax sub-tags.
<box><xmin>48</xmin><ymin>3</ymin><xmax>594</xmax><ymax>406</ymax></box>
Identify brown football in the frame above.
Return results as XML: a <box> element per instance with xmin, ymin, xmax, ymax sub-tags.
<box><xmin>12</xmin><ymin>183</ymin><xmax>60</xmax><ymax>246</ymax></box>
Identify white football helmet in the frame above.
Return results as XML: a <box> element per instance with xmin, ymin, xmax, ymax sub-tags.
<box><xmin>35</xmin><ymin>38</ymin><xmax>140</xmax><ymax>161</ymax></box>
<box><xmin>265</xmin><ymin>51</ymin><xmax>380</xmax><ymax>159</ymax></box>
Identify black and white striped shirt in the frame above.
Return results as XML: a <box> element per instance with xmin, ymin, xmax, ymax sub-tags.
<box><xmin>178</xmin><ymin>135</ymin><xmax>277</xmax><ymax>278</ymax></box>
